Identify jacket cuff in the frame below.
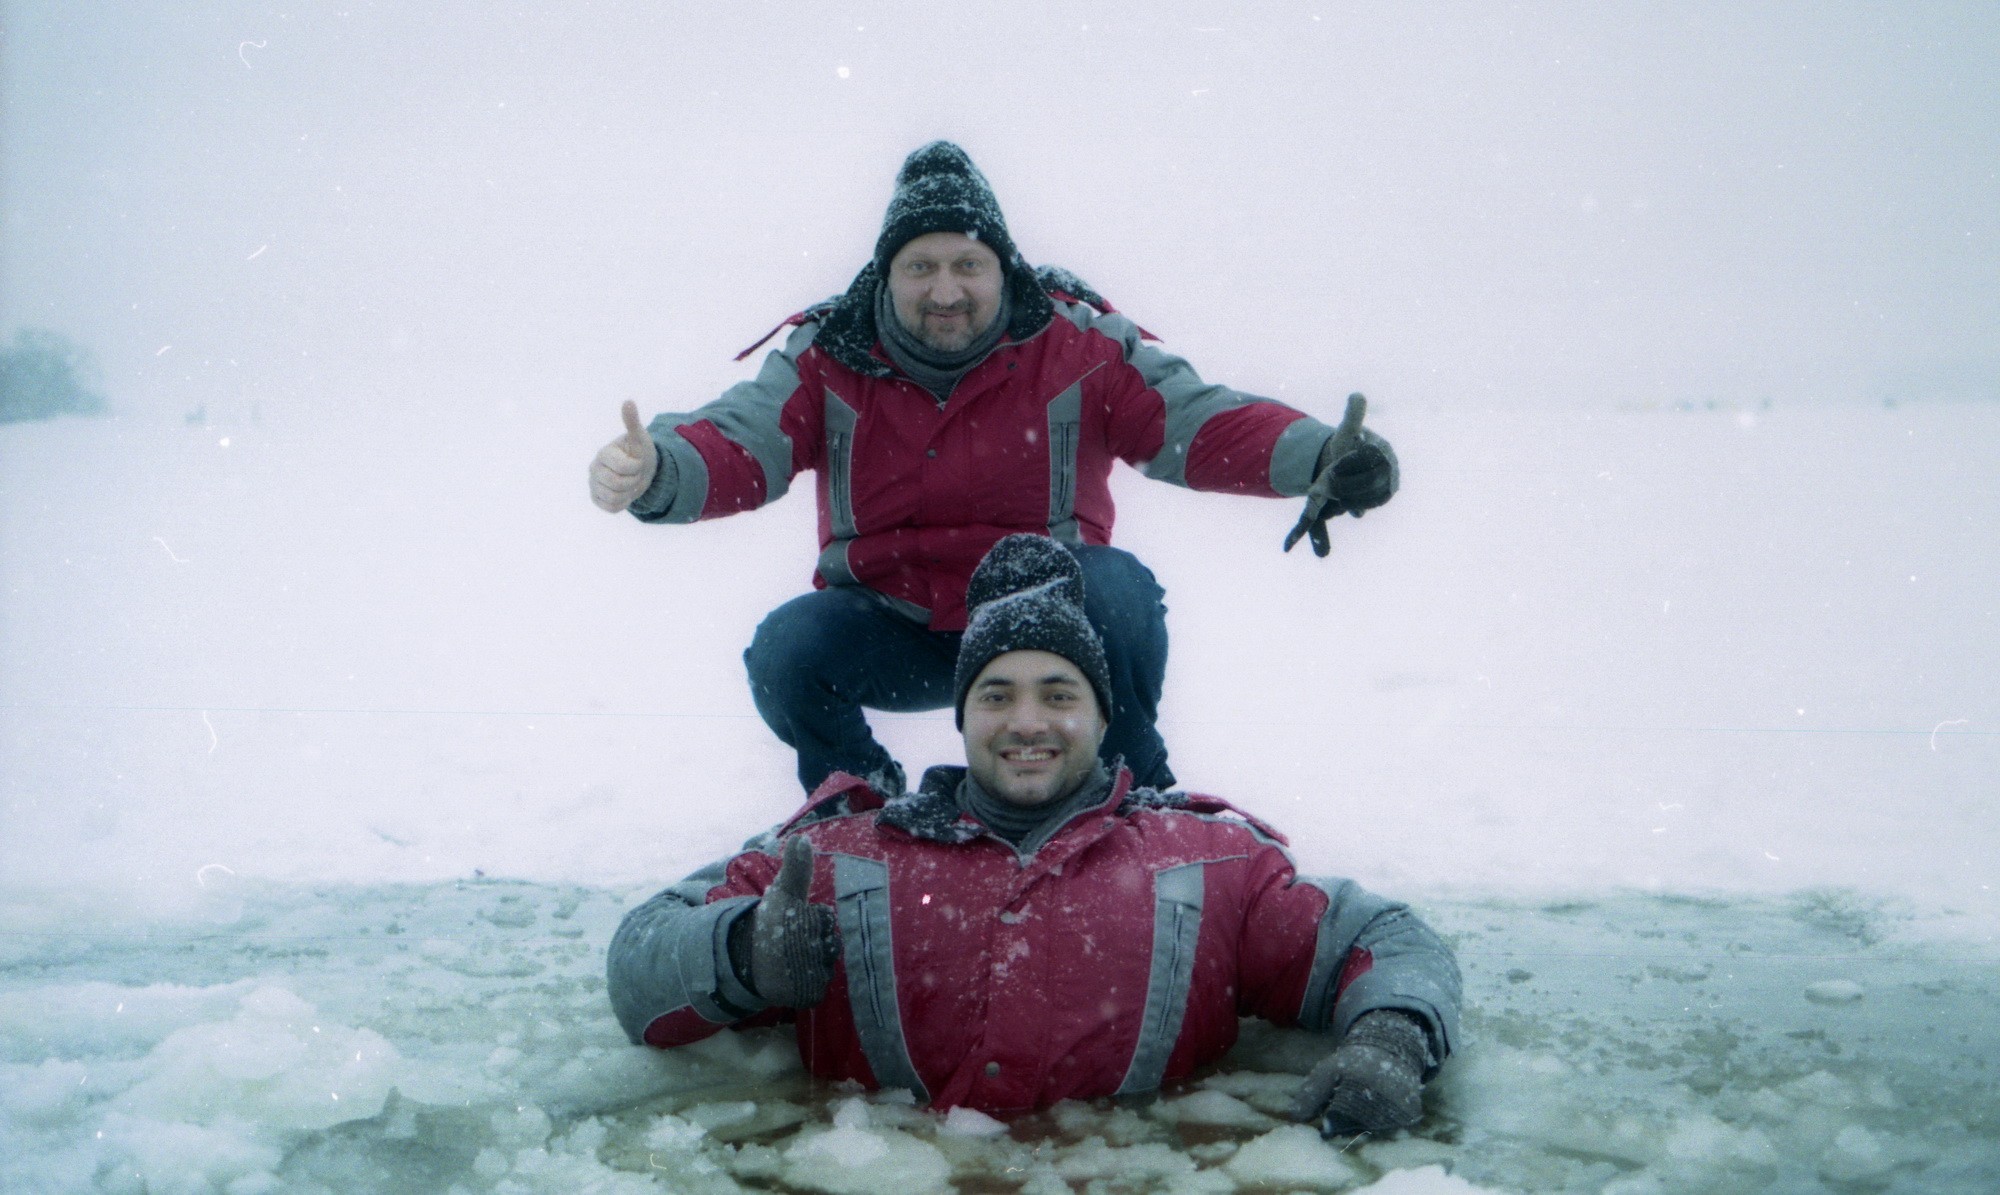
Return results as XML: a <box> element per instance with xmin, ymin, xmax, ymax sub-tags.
<box><xmin>629</xmin><ymin>429</ymin><xmax>707</xmax><ymax>523</ymax></box>
<box><xmin>606</xmin><ymin>892</ymin><xmax>766</xmax><ymax>1043</ymax></box>
<box><xmin>627</xmin><ymin>443</ymin><xmax>678</xmax><ymax>519</ymax></box>
<box><xmin>1331</xmin><ymin>969</ymin><xmax>1458</xmax><ymax>1079</ymax></box>
<box><xmin>1271</xmin><ymin>417</ymin><xmax>1335</xmax><ymax>497</ymax></box>
<box><xmin>710</xmin><ymin>899</ymin><xmax>766</xmax><ymax>1018</ymax></box>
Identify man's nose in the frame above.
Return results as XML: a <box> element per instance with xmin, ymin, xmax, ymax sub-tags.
<box><xmin>1004</xmin><ymin>702</ymin><xmax>1051</xmax><ymax>734</ymax></box>
<box><xmin>928</xmin><ymin>275</ymin><xmax>967</xmax><ymax>306</ymax></box>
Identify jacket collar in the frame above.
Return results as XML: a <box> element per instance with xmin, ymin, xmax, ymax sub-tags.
<box><xmin>879</xmin><ymin>761</ymin><xmax>1131</xmax><ymax>848</ymax></box>
<box><xmin>876</xmin><ymin>765</ymin><xmax>985</xmax><ymax>843</ymax></box>
<box><xmin>810</xmin><ymin>259</ymin><xmax>1059</xmax><ymax>379</ymax></box>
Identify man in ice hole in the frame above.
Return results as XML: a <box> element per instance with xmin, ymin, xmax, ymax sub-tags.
<box><xmin>608</xmin><ymin>535</ymin><xmax>1459</xmax><ymax>1133</ymax></box>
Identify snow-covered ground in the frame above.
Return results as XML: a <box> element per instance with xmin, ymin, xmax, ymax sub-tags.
<box><xmin>6</xmin><ymin>2</ymin><xmax>1999</xmax><ymax>1190</ymax></box>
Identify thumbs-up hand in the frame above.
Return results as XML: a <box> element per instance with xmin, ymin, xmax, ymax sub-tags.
<box><xmin>589</xmin><ymin>401</ymin><xmax>661</xmax><ymax>513</ymax></box>
<box><xmin>738</xmin><ymin>836</ymin><xmax>839</xmax><ymax>1008</ymax></box>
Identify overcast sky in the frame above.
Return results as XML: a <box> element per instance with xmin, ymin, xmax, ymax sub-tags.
<box><xmin>3</xmin><ymin>1</ymin><xmax>1997</xmax><ymax>423</ymax></box>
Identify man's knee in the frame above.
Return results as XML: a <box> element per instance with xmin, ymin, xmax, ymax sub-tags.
<box><xmin>746</xmin><ymin>591</ymin><xmax>856</xmax><ymax>681</ymax></box>
<box><xmin>1074</xmin><ymin>546</ymin><xmax>1167</xmax><ymax>640</ymax></box>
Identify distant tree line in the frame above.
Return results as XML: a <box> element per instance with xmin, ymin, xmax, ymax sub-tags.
<box><xmin>0</xmin><ymin>328</ymin><xmax>108</xmax><ymax>422</ymax></box>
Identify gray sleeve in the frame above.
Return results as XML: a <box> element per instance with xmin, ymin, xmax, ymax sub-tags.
<box><xmin>605</xmin><ymin>845</ymin><xmax>776</xmax><ymax>1044</ymax></box>
<box><xmin>1056</xmin><ymin>301</ymin><xmax>1332</xmax><ymax>496</ymax></box>
<box><xmin>629</xmin><ymin>322</ymin><xmax>817</xmax><ymax>524</ymax></box>
<box><xmin>1295</xmin><ymin>877</ymin><xmax>1462</xmax><ymax>1075</ymax></box>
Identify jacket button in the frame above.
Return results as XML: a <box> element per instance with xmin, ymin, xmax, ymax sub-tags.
<box><xmin>984</xmin><ymin>1061</ymin><xmax>1001</xmax><ymax>1077</ymax></box>
<box><xmin>927</xmin><ymin>448</ymin><xmax>938</xmax><ymax>458</ymax></box>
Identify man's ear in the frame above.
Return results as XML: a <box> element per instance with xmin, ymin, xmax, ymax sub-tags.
<box><xmin>1086</xmin><ymin>709</ymin><xmax>1110</xmax><ymax>751</ymax></box>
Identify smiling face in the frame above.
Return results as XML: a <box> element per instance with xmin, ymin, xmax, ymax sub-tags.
<box><xmin>886</xmin><ymin>231</ymin><xmax>1005</xmax><ymax>353</ymax></box>
<box><xmin>961</xmin><ymin>649</ymin><xmax>1108</xmax><ymax>808</ymax></box>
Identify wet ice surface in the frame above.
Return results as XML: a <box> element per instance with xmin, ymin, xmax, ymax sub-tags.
<box><xmin>4</xmin><ymin>879</ymin><xmax>1993</xmax><ymax>1193</ymax></box>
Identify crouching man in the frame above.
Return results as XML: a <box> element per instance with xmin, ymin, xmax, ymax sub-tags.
<box><xmin>607</xmin><ymin>535</ymin><xmax>1461</xmax><ymax>1134</ymax></box>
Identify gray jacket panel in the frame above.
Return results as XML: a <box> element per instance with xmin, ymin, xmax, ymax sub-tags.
<box><xmin>1055</xmin><ymin>301</ymin><xmax>1332</xmax><ymax>496</ymax></box>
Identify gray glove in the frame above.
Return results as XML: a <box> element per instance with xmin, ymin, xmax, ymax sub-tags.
<box><xmin>728</xmin><ymin>836</ymin><xmax>838</xmax><ymax>1008</ymax></box>
<box><xmin>1284</xmin><ymin>394</ymin><xmax>1398</xmax><ymax>557</ymax></box>
<box><xmin>1315</xmin><ymin>426</ymin><xmax>1398</xmax><ymax>516</ymax></box>
<box><xmin>1287</xmin><ymin>1010</ymin><xmax>1433</xmax><ymax>1136</ymax></box>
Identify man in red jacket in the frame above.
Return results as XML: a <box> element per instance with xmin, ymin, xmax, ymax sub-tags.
<box><xmin>589</xmin><ymin>142</ymin><xmax>1399</xmax><ymax>796</ymax></box>
<box><xmin>607</xmin><ymin>536</ymin><xmax>1459</xmax><ymax>1131</ymax></box>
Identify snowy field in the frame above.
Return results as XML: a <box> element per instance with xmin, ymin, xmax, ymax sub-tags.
<box><xmin>6</xmin><ymin>2</ymin><xmax>1999</xmax><ymax>1191</ymax></box>
<box><xmin>4</xmin><ymin>400</ymin><xmax>1996</xmax><ymax>1193</ymax></box>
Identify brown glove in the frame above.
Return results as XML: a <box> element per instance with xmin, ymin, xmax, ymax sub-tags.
<box><xmin>729</xmin><ymin>836</ymin><xmax>838</xmax><ymax>1008</ymax></box>
<box><xmin>1287</xmin><ymin>1010</ymin><xmax>1433</xmax><ymax>1136</ymax></box>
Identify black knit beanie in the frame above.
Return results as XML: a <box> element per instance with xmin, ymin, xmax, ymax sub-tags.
<box><xmin>873</xmin><ymin>141</ymin><xmax>1020</xmax><ymax>278</ymax></box>
<box><xmin>953</xmin><ymin>535</ymin><xmax>1114</xmax><ymax>729</ymax></box>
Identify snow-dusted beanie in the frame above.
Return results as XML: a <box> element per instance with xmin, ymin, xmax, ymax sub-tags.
<box><xmin>953</xmin><ymin>535</ymin><xmax>1114</xmax><ymax>729</ymax></box>
<box><xmin>872</xmin><ymin>141</ymin><xmax>1020</xmax><ymax>277</ymax></box>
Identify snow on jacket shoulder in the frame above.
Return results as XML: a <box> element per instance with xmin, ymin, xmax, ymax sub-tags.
<box><xmin>627</xmin><ymin>295</ymin><xmax>1338</xmax><ymax>629</ymax></box>
<box><xmin>606</xmin><ymin>768</ymin><xmax>1461</xmax><ymax>1116</ymax></box>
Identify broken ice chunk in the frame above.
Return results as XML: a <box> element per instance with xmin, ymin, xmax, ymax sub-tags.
<box><xmin>1803</xmin><ymin>979</ymin><xmax>1865</xmax><ymax>1005</ymax></box>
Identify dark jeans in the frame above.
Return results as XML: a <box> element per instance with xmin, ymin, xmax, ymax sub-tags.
<box><xmin>745</xmin><ymin>544</ymin><xmax>1173</xmax><ymax>794</ymax></box>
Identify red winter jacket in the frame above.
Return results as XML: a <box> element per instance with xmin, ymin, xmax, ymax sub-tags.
<box><xmin>607</xmin><ymin>767</ymin><xmax>1461</xmax><ymax>1115</ymax></box>
<box><xmin>630</xmin><ymin>287</ymin><xmax>1336</xmax><ymax>629</ymax></box>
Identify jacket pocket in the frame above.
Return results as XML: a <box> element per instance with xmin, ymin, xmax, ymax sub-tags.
<box><xmin>1045</xmin><ymin>383</ymin><xmax>1083</xmax><ymax>542</ymax></box>
<box><xmin>832</xmin><ymin>853</ymin><xmax>929</xmax><ymax>1104</ymax></box>
<box><xmin>1115</xmin><ymin>861</ymin><xmax>1206</xmax><ymax>1097</ymax></box>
